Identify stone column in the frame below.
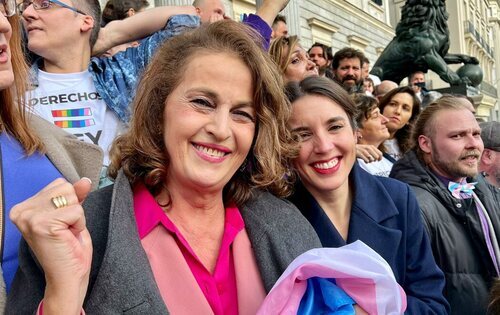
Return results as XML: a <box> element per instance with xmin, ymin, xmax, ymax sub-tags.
<box><xmin>255</xmin><ymin>0</ymin><xmax>301</xmax><ymax>36</ymax></box>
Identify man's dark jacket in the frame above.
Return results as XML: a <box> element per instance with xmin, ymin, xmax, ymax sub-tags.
<box><xmin>390</xmin><ymin>150</ymin><xmax>500</xmax><ymax>315</ymax></box>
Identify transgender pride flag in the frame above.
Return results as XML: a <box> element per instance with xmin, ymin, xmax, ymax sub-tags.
<box><xmin>257</xmin><ymin>241</ymin><xmax>407</xmax><ymax>315</ymax></box>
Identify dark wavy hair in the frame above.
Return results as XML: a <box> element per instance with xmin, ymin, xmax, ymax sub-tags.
<box><xmin>378</xmin><ymin>86</ymin><xmax>420</xmax><ymax>154</ymax></box>
<box><xmin>308</xmin><ymin>42</ymin><xmax>328</xmax><ymax>60</ymax></box>
<box><xmin>331</xmin><ymin>47</ymin><xmax>365</xmax><ymax>70</ymax></box>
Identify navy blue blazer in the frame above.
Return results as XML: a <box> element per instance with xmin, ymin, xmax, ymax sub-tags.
<box><xmin>289</xmin><ymin>163</ymin><xmax>450</xmax><ymax>315</ymax></box>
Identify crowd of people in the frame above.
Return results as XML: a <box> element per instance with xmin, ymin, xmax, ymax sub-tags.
<box><xmin>0</xmin><ymin>0</ymin><xmax>499</xmax><ymax>314</ymax></box>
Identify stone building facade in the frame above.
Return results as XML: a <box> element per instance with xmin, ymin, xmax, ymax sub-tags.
<box><xmin>100</xmin><ymin>0</ymin><xmax>499</xmax><ymax>120</ymax></box>
<box><xmin>107</xmin><ymin>0</ymin><xmax>396</xmax><ymax>78</ymax></box>
<box><xmin>237</xmin><ymin>0</ymin><xmax>395</xmax><ymax>78</ymax></box>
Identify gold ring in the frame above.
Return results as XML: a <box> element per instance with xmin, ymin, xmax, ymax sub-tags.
<box><xmin>51</xmin><ymin>195</ymin><xmax>68</xmax><ymax>209</ymax></box>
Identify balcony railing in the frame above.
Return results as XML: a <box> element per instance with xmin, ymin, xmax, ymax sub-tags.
<box><xmin>465</xmin><ymin>20</ymin><xmax>494</xmax><ymax>56</ymax></box>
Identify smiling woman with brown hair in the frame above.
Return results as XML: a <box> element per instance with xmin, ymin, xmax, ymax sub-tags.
<box><xmin>286</xmin><ymin>76</ymin><xmax>449</xmax><ymax>314</ymax></box>
<box><xmin>7</xmin><ymin>20</ymin><xmax>320</xmax><ymax>314</ymax></box>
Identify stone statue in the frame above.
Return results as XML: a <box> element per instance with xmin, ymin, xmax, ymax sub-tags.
<box><xmin>371</xmin><ymin>0</ymin><xmax>481</xmax><ymax>86</ymax></box>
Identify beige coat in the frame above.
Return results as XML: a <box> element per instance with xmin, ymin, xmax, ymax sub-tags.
<box><xmin>0</xmin><ymin>115</ymin><xmax>103</xmax><ymax>313</ymax></box>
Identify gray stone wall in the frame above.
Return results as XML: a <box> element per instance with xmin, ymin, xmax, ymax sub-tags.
<box><xmin>298</xmin><ymin>0</ymin><xmax>394</xmax><ymax>63</ymax></box>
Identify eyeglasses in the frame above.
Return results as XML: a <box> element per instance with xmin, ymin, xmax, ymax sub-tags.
<box><xmin>17</xmin><ymin>0</ymin><xmax>87</xmax><ymax>15</ymax></box>
<box><xmin>1</xmin><ymin>0</ymin><xmax>16</xmax><ymax>17</ymax></box>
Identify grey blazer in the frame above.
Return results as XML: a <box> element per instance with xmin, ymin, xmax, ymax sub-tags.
<box><xmin>7</xmin><ymin>171</ymin><xmax>321</xmax><ymax>314</ymax></box>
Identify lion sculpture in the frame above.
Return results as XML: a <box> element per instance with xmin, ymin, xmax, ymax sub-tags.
<box><xmin>371</xmin><ymin>0</ymin><xmax>479</xmax><ymax>86</ymax></box>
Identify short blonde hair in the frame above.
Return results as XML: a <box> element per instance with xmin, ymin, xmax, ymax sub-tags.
<box><xmin>109</xmin><ymin>20</ymin><xmax>296</xmax><ymax>206</ymax></box>
<box><xmin>411</xmin><ymin>95</ymin><xmax>471</xmax><ymax>161</ymax></box>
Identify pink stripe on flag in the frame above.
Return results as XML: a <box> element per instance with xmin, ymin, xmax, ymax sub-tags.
<box><xmin>337</xmin><ymin>278</ymin><xmax>378</xmax><ymax>315</ymax></box>
<box><xmin>257</xmin><ymin>241</ymin><xmax>407</xmax><ymax>315</ymax></box>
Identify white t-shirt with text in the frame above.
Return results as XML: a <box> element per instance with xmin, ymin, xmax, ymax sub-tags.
<box><xmin>28</xmin><ymin>70</ymin><xmax>125</xmax><ymax>166</ymax></box>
